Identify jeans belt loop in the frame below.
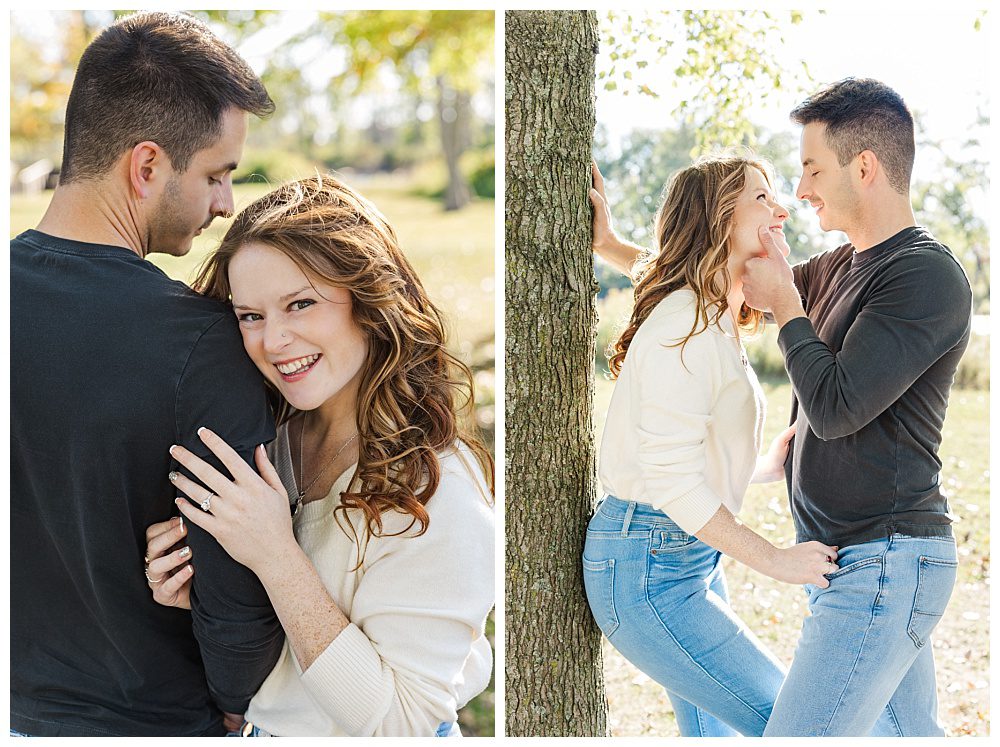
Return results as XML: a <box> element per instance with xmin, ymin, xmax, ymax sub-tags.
<box><xmin>621</xmin><ymin>500</ymin><xmax>637</xmax><ymax>536</ymax></box>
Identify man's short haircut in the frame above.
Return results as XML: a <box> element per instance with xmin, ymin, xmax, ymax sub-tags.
<box><xmin>790</xmin><ymin>77</ymin><xmax>915</xmax><ymax>194</ymax></box>
<box><xmin>60</xmin><ymin>11</ymin><xmax>274</xmax><ymax>184</ymax></box>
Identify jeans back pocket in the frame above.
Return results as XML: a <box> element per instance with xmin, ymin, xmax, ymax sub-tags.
<box><xmin>907</xmin><ymin>556</ymin><xmax>958</xmax><ymax>648</ymax></box>
<box><xmin>582</xmin><ymin>557</ymin><xmax>620</xmax><ymax>638</ymax></box>
<box><xmin>650</xmin><ymin>527</ymin><xmax>699</xmax><ymax>555</ymax></box>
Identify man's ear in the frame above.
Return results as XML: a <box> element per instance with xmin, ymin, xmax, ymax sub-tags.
<box><xmin>128</xmin><ymin>141</ymin><xmax>167</xmax><ymax>201</ymax></box>
<box><xmin>856</xmin><ymin>149</ymin><xmax>880</xmax><ymax>188</ymax></box>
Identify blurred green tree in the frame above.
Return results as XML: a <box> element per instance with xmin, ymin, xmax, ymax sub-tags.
<box><xmin>11</xmin><ymin>10</ymin><xmax>495</xmax><ymax>210</ymax></box>
<box><xmin>323</xmin><ymin>10</ymin><xmax>494</xmax><ymax>210</ymax></box>
<box><xmin>912</xmin><ymin>111</ymin><xmax>990</xmax><ymax>314</ymax></box>
<box><xmin>599</xmin><ymin>10</ymin><xmax>810</xmax><ymax>152</ymax></box>
<box><xmin>10</xmin><ymin>11</ymin><xmax>107</xmax><ymax>166</ymax></box>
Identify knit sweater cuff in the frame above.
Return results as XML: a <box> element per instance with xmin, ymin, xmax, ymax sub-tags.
<box><xmin>300</xmin><ymin>622</ymin><xmax>391</xmax><ymax>736</ymax></box>
<box><xmin>776</xmin><ymin>315</ymin><xmax>817</xmax><ymax>356</ymax></box>
<box><xmin>648</xmin><ymin>482</ymin><xmax>723</xmax><ymax>535</ymax></box>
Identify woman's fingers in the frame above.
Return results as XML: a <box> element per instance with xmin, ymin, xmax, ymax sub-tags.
<box><xmin>145</xmin><ymin>517</ymin><xmax>180</xmax><ymax>544</ymax></box>
<box><xmin>169</xmin><ymin>470</ymin><xmax>225</xmax><ymax>515</ymax></box>
<box><xmin>809</xmin><ymin>541</ymin><xmax>839</xmax><ymax>562</ymax></box>
<box><xmin>145</xmin><ymin>517</ymin><xmax>187</xmax><ymax>561</ymax></box>
<box><xmin>254</xmin><ymin>444</ymin><xmax>285</xmax><ymax>495</ymax></box>
<box><xmin>591</xmin><ymin>160</ymin><xmax>606</xmax><ymax>195</ymax></box>
<box><xmin>153</xmin><ymin>563</ymin><xmax>193</xmax><ymax>607</ymax></box>
<box><xmin>147</xmin><ymin>545</ymin><xmax>192</xmax><ymax>579</ymax></box>
<box><xmin>197</xmin><ymin>427</ymin><xmax>258</xmax><ymax>485</ymax></box>
<box><xmin>169</xmin><ymin>443</ymin><xmax>237</xmax><ymax>499</ymax></box>
<box><xmin>174</xmin><ymin>496</ymin><xmax>219</xmax><ymax>537</ymax></box>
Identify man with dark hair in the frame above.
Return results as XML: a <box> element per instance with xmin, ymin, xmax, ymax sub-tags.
<box><xmin>591</xmin><ymin>77</ymin><xmax>972</xmax><ymax>736</ymax></box>
<box><xmin>11</xmin><ymin>12</ymin><xmax>284</xmax><ymax>736</ymax></box>
<box><xmin>740</xmin><ymin>77</ymin><xmax>971</xmax><ymax>737</ymax></box>
<box><xmin>789</xmin><ymin>77</ymin><xmax>915</xmax><ymax>194</ymax></box>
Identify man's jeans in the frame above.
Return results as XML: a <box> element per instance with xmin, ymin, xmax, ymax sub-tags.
<box><xmin>583</xmin><ymin>495</ymin><xmax>787</xmax><ymax>736</ymax></box>
<box><xmin>764</xmin><ymin>533</ymin><xmax>958</xmax><ymax>736</ymax></box>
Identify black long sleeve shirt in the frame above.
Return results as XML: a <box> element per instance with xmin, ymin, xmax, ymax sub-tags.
<box><xmin>11</xmin><ymin>230</ymin><xmax>284</xmax><ymax>736</ymax></box>
<box><xmin>780</xmin><ymin>226</ymin><xmax>972</xmax><ymax>547</ymax></box>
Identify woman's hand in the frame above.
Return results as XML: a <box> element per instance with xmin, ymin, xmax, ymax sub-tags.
<box><xmin>589</xmin><ymin>161</ymin><xmax>617</xmax><ymax>257</ymax></box>
<box><xmin>763</xmin><ymin>541</ymin><xmax>840</xmax><ymax>588</ymax></box>
<box><xmin>144</xmin><ymin>516</ymin><xmax>193</xmax><ymax>609</ymax></box>
<box><xmin>752</xmin><ymin>422</ymin><xmax>797</xmax><ymax>484</ymax></box>
<box><xmin>168</xmin><ymin>428</ymin><xmax>295</xmax><ymax>574</ymax></box>
<box><xmin>589</xmin><ymin>161</ymin><xmax>644</xmax><ymax>275</ymax></box>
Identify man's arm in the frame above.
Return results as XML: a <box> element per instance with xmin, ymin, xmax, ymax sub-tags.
<box><xmin>745</xmin><ymin>231</ymin><xmax>972</xmax><ymax>440</ymax></box>
<box><xmin>175</xmin><ymin>315</ymin><xmax>283</xmax><ymax>714</ymax></box>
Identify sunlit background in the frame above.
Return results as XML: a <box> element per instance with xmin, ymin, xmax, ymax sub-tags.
<box><xmin>590</xmin><ymin>9</ymin><xmax>990</xmax><ymax>738</ymax></box>
<box><xmin>9</xmin><ymin>9</ymin><xmax>495</xmax><ymax>736</ymax></box>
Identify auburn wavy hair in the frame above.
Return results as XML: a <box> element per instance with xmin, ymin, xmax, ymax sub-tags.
<box><xmin>195</xmin><ymin>174</ymin><xmax>494</xmax><ymax>539</ymax></box>
<box><xmin>608</xmin><ymin>153</ymin><xmax>772</xmax><ymax>378</ymax></box>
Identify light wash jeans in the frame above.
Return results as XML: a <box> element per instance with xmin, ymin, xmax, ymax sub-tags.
<box><xmin>763</xmin><ymin>533</ymin><xmax>958</xmax><ymax>736</ymax></box>
<box><xmin>582</xmin><ymin>495</ymin><xmax>787</xmax><ymax>736</ymax></box>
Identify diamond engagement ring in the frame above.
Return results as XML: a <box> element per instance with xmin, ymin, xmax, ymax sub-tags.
<box><xmin>199</xmin><ymin>493</ymin><xmax>214</xmax><ymax>513</ymax></box>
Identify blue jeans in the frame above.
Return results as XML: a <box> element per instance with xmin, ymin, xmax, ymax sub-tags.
<box><xmin>582</xmin><ymin>495</ymin><xmax>787</xmax><ymax>736</ymax></box>
<box><xmin>764</xmin><ymin>533</ymin><xmax>957</xmax><ymax>736</ymax></box>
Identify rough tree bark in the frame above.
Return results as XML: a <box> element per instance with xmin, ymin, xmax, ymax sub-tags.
<box><xmin>504</xmin><ymin>10</ymin><xmax>606</xmax><ymax>737</ymax></box>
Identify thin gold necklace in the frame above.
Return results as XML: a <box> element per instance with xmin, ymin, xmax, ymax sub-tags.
<box><xmin>293</xmin><ymin>417</ymin><xmax>358</xmax><ymax>516</ymax></box>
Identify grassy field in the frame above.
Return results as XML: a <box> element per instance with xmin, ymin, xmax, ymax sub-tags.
<box><xmin>592</xmin><ymin>372</ymin><xmax>990</xmax><ymax>737</ymax></box>
<box><xmin>10</xmin><ymin>180</ymin><xmax>497</xmax><ymax>736</ymax></box>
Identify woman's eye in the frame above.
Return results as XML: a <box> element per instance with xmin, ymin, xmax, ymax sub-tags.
<box><xmin>209</xmin><ymin>177</ymin><xmax>220</xmax><ymax>185</ymax></box>
<box><xmin>237</xmin><ymin>312</ymin><xmax>262</xmax><ymax>323</ymax></box>
<box><xmin>291</xmin><ymin>299</ymin><xmax>315</xmax><ymax>312</ymax></box>
<box><xmin>811</xmin><ymin>171</ymin><xmax>820</xmax><ymax>177</ymax></box>
<box><xmin>757</xmin><ymin>193</ymin><xmax>768</xmax><ymax>201</ymax></box>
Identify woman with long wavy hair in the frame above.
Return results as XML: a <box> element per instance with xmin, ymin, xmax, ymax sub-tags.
<box><xmin>583</xmin><ymin>154</ymin><xmax>838</xmax><ymax>736</ymax></box>
<box><xmin>142</xmin><ymin>174</ymin><xmax>494</xmax><ymax>737</ymax></box>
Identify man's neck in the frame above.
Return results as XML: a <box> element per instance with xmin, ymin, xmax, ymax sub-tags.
<box><xmin>848</xmin><ymin>199</ymin><xmax>916</xmax><ymax>252</ymax></box>
<box><xmin>36</xmin><ymin>182</ymin><xmax>147</xmax><ymax>257</ymax></box>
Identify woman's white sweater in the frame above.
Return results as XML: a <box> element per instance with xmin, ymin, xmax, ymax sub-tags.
<box><xmin>245</xmin><ymin>424</ymin><xmax>495</xmax><ymax>736</ymax></box>
<box><xmin>599</xmin><ymin>289</ymin><xmax>765</xmax><ymax>534</ymax></box>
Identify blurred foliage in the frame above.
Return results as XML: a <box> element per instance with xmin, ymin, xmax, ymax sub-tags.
<box><xmin>599</xmin><ymin>10</ymin><xmax>811</xmax><ymax>153</ymax></box>
<box><xmin>408</xmin><ymin>146</ymin><xmax>495</xmax><ymax>201</ymax></box>
<box><xmin>328</xmin><ymin>11</ymin><xmax>493</xmax><ymax>96</ymax></box>
<box><xmin>9</xmin><ymin>10</ymin><xmax>109</xmax><ymax>165</ymax></box>
<box><xmin>9</xmin><ymin>10</ymin><xmax>494</xmax><ymax>210</ymax></box>
<box><xmin>233</xmin><ymin>148</ymin><xmax>321</xmax><ymax>186</ymax></box>
<box><xmin>912</xmin><ymin>111</ymin><xmax>990</xmax><ymax>314</ymax></box>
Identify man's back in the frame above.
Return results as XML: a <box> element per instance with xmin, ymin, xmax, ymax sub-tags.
<box><xmin>11</xmin><ymin>229</ymin><xmax>282</xmax><ymax>736</ymax></box>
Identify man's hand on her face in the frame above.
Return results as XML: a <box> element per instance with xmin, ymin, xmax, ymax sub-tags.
<box><xmin>742</xmin><ymin>226</ymin><xmax>799</xmax><ymax>315</ymax></box>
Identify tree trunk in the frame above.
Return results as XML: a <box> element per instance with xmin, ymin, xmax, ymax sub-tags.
<box><xmin>504</xmin><ymin>10</ymin><xmax>605</xmax><ymax>737</ymax></box>
<box><xmin>438</xmin><ymin>76</ymin><xmax>471</xmax><ymax>211</ymax></box>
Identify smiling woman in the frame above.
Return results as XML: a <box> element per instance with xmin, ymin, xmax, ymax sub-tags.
<box><xmin>145</xmin><ymin>173</ymin><xmax>496</xmax><ymax>737</ymax></box>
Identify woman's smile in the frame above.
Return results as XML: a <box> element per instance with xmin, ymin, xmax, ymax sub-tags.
<box><xmin>274</xmin><ymin>353</ymin><xmax>322</xmax><ymax>380</ymax></box>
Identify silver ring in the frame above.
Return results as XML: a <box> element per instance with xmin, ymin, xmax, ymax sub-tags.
<box><xmin>144</xmin><ymin>567</ymin><xmax>164</xmax><ymax>584</ymax></box>
<box><xmin>199</xmin><ymin>493</ymin><xmax>214</xmax><ymax>513</ymax></box>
